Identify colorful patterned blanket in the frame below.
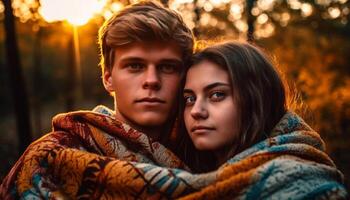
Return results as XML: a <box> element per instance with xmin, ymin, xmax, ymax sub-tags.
<box><xmin>0</xmin><ymin>106</ymin><xmax>348</xmax><ymax>199</ymax></box>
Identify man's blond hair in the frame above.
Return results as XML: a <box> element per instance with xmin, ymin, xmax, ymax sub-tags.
<box><xmin>98</xmin><ymin>1</ymin><xmax>194</xmax><ymax>73</ymax></box>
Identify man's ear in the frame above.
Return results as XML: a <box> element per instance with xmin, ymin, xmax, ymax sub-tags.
<box><xmin>102</xmin><ymin>69</ymin><xmax>114</xmax><ymax>92</ymax></box>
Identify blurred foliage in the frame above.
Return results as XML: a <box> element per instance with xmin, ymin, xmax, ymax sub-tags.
<box><xmin>0</xmin><ymin>0</ymin><xmax>349</xmax><ymax>189</ymax></box>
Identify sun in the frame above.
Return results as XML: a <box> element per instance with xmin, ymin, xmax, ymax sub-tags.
<box><xmin>39</xmin><ymin>0</ymin><xmax>107</xmax><ymax>26</ymax></box>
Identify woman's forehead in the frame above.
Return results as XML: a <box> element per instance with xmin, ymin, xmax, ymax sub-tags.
<box><xmin>185</xmin><ymin>60</ymin><xmax>230</xmax><ymax>90</ymax></box>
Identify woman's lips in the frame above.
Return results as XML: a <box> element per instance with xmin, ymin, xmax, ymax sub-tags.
<box><xmin>191</xmin><ymin>125</ymin><xmax>215</xmax><ymax>134</ymax></box>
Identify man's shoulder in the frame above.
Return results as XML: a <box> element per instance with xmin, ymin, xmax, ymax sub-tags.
<box><xmin>92</xmin><ymin>105</ymin><xmax>115</xmax><ymax>117</ymax></box>
<box><xmin>52</xmin><ymin>105</ymin><xmax>114</xmax><ymax>120</ymax></box>
<box><xmin>51</xmin><ymin>105</ymin><xmax>115</xmax><ymax>129</ymax></box>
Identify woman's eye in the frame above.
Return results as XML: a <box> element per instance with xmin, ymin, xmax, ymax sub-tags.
<box><xmin>126</xmin><ymin>63</ymin><xmax>144</xmax><ymax>71</ymax></box>
<box><xmin>159</xmin><ymin>64</ymin><xmax>178</xmax><ymax>74</ymax></box>
<box><xmin>210</xmin><ymin>91</ymin><xmax>226</xmax><ymax>101</ymax></box>
<box><xmin>184</xmin><ymin>95</ymin><xmax>195</xmax><ymax>105</ymax></box>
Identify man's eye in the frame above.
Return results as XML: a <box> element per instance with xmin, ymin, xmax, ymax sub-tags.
<box><xmin>159</xmin><ymin>64</ymin><xmax>178</xmax><ymax>74</ymax></box>
<box><xmin>210</xmin><ymin>91</ymin><xmax>226</xmax><ymax>101</ymax></box>
<box><xmin>126</xmin><ymin>63</ymin><xmax>144</xmax><ymax>71</ymax></box>
<box><xmin>184</xmin><ymin>95</ymin><xmax>195</xmax><ymax>106</ymax></box>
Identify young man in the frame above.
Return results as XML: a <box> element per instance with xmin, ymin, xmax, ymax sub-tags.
<box><xmin>99</xmin><ymin>1</ymin><xmax>193</xmax><ymax>143</ymax></box>
<box><xmin>0</xmin><ymin>1</ymin><xmax>193</xmax><ymax>199</ymax></box>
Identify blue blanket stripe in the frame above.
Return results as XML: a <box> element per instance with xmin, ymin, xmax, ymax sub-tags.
<box><xmin>246</xmin><ymin>162</ymin><xmax>276</xmax><ymax>199</ymax></box>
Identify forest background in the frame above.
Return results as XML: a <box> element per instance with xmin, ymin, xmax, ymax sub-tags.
<box><xmin>0</xmin><ymin>0</ymin><xmax>349</xmax><ymax>190</ymax></box>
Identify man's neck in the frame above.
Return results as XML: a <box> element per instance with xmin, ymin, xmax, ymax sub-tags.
<box><xmin>138</xmin><ymin>127</ymin><xmax>163</xmax><ymax>142</ymax></box>
<box><xmin>113</xmin><ymin>105</ymin><xmax>169</xmax><ymax>142</ymax></box>
<box><xmin>114</xmin><ymin>116</ymin><xmax>164</xmax><ymax>142</ymax></box>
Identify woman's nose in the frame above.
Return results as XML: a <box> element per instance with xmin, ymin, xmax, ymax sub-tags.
<box><xmin>190</xmin><ymin>99</ymin><xmax>208</xmax><ymax>119</ymax></box>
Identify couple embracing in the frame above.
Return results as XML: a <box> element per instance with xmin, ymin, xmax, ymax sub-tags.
<box><xmin>0</xmin><ymin>1</ymin><xmax>347</xmax><ymax>199</ymax></box>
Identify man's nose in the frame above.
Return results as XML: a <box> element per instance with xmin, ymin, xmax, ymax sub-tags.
<box><xmin>142</xmin><ymin>65</ymin><xmax>161</xmax><ymax>90</ymax></box>
<box><xmin>190</xmin><ymin>99</ymin><xmax>208</xmax><ymax>120</ymax></box>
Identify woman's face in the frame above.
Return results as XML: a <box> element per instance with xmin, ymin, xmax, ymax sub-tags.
<box><xmin>183</xmin><ymin>60</ymin><xmax>239</xmax><ymax>151</ymax></box>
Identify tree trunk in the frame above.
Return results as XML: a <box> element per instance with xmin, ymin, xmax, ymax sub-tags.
<box><xmin>246</xmin><ymin>0</ymin><xmax>256</xmax><ymax>42</ymax></box>
<box><xmin>65</xmin><ymin>28</ymin><xmax>75</xmax><ymax>111</ymax></box>
<box><xmin>193</xmin><ymin>0</ymin><xmax>201</xmax><ymax>38</ymax></box>
<box><xmin>3</xmin><ymin>0</ymin><xmax>33</xmax><ymax>153</ymax></box>
<box><xmin>32</xmin><ymin>27</ymin><xmax>43</xmax><ymax>134</ymax></box>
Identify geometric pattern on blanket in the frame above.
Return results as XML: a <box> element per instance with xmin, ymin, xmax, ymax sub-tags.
<box><xmin>0</xmin><ymin>106</ymin><xmax>348</xmax><ymax>199</ymax></box>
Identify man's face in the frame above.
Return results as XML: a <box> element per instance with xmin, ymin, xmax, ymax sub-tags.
<box><xmin>103</xmin><ymin>41</ymin><xmax>183</xmax><ymax>132</ymax></box>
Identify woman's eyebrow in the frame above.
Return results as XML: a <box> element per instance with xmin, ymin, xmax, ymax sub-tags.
<box><xmin>183</xmin><ymin>89</ymin><xmax>193</xmax><ymax>94</ymax></box>
<box><xmin>203</xmin><ymin>82</ymin><xmax>230</xmax><ymax>91</ymax></box>
<box><xmin>183</xmin><ymin>82</ymin><xmax>230</xmax><ymax>94</ymax></box>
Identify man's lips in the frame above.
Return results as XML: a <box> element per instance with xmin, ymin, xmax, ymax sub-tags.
<box><xmin>135</xmin><ymin>97</ymin><xmax>165</xmax><ymax>103</ymax></box>
<box><xmin>191</xmin><ymin>125</ymin><xmax>215</xmax><ymax>133</ymax></box>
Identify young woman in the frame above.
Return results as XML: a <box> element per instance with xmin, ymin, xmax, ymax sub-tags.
<box><xmin>170</xmin><ymin>42</ymin><xmax>347</xmax><ymax>199</ymax></box>
<box><xmin>178</xmin><ymin>41</ymin><xmax>287</xmax><ymax>172</ymax></box>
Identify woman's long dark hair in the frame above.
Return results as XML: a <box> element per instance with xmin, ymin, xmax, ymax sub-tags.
<box><xmin>176</xmin><ymin>41</ymin><xmax>289</xmax><ymax>173</ymax></box>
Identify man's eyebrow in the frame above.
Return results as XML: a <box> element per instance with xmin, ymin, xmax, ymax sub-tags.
<box><xmin>118</xmin><ymin>57</ymin><xmax>182</xmax><ymax>65</ymax></box>
<box><xmin>118</xmin><ymin>57</ymin><xmax>144</xmax><ymax>62</ymax></box>
<box><xmin>159</xmin><ymin>59</ymin><xmax>183</xmax><ymax>64</ymax></box>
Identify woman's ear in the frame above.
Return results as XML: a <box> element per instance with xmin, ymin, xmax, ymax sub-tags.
<box><xmin>102</xmin><ymin>70</ymin><xmax>114</xmax><ymax>92</ymax></box>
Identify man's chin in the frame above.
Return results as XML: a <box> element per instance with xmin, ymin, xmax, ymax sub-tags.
<box><xmin>133</xmin><ymin>112</ymin><xmax>172</xmax><ymax>126</ymax></box>
<box><xmin>117</xmin><ymin>109</ymin><xmax>172</xmax><ymax>126</ymax></box>
<box><xmin>135</xmin><ymin>118</ymin><xmax>168</xmax><ymax>127</ymax></box>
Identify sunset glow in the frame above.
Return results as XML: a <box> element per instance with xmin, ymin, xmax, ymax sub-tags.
<box><xmin>39</xmin><ymin>0</ymin><xmax>107</xmax><ymax>26</ymax></box>
<box><xmin>0</xmin><ymin>2</ymin><xmax>4</xmax><ymax>13</ymax></box>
